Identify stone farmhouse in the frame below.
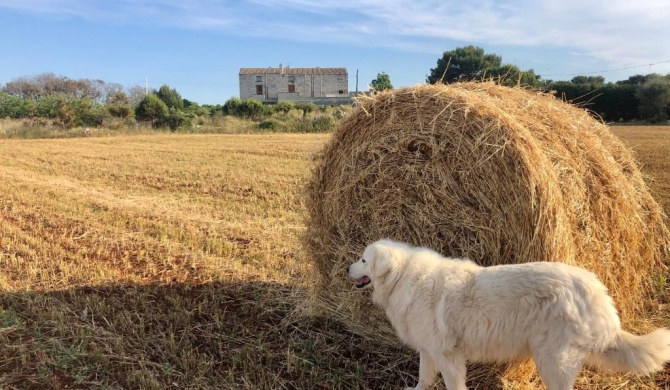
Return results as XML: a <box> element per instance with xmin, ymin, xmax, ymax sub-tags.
<box><xmin>239</xmin><ymin>66</ymin><xmax>351</xmax><ymax>105</ymax></box>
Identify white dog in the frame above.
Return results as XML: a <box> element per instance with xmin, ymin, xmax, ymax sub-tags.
<box><xmin>347</xmin><ymin>239</ymin><xmax>670</xmax><ymax>390</ymax></box>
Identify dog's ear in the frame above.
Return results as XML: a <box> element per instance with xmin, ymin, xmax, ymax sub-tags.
<box><xmin>367</xmin><ymin>241</ymin><xmax>395</xmax><ymax>277</ymax></box>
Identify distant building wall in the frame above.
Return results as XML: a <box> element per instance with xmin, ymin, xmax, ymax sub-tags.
<box><xmin>278</xmin><ymin>95</ymin><xmax>353</xmax><ymax>105</ymax></box>
<box><xmin>239</xmin><ymin>67</ymin><xmax>348</xmax><ymax>104</ymax></box>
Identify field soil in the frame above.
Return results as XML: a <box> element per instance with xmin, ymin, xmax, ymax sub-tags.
<box><xmin>0</xmin><ymin>127</ymin><xmax>668</xmax><ymax>389</ymax></box>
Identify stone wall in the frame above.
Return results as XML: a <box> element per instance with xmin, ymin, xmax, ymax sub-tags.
<box><xmin>240</xmin><ymin>71</ymin><xmax>348</xmax><ymax>103</ymax></box>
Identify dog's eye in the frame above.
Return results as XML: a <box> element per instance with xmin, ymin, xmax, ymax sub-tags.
<box><xmin>362</xmin><ymin>259</ymin><xmax>366</xmax><ymax>263</ymax></box>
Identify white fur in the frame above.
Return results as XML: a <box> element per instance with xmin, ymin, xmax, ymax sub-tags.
<box><xmin>347</xmin><ymin>239</ymin><xmax>670</xmax><ymax>390</ymax></box>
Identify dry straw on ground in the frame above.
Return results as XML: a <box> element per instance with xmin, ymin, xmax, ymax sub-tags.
<box><xmin>305</xmin><ymin>82</ymin><xmax>670</xmax><ymax>384</ymax></box>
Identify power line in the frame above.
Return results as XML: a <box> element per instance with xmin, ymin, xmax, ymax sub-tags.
<box><xmin>540</xmin><ymin>59</ymin><xmax>670</xmax><ymax>78</ymax></box>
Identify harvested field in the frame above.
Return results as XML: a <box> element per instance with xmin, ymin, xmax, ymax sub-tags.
<box><xmin>0</xmin><ymin>128</ymin><xmax>668</xmax><ymax>389</ymax></box>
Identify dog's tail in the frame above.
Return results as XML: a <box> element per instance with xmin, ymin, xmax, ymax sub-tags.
<box><xmin>588</xmin><ymin>328</ymin><xmax>670</xmax><ymax>374</ymax></box>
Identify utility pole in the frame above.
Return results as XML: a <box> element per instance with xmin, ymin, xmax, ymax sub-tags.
<box><xmin>356</xmin><ymin>69</ymin><xmax>359</xmax><ymax>93</ymax></box>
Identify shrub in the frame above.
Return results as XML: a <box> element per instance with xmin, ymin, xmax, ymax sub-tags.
<box><xmin>238</xmin><ymin>98</ymin><xmax>264</xmax><ymax>119</ymax></box>
<box><xmin>275</xmin><ymin>101</ymin><xmax>295</xmax><ymax>113</ymax></box>
<box><xmin>311</xmin><ymin>115</ymin><xmax>336</xmax><ymax>132</ymax></box>
<box><xmin>135</xmin><ymin>94</ymin><xmax>169</xmax><ymax>128</ymax></box>
<box><xmin>294</xmin><ymin>102</ymin><xmax>318</xmax><ymax>116</ymax></box>
<box><xmin>102</xmin><ymin>116</ymin><xmax>137</xmax><ymax>130</ymax></box>
<box><xmin>0</xmin><ymin>93</ymin><xmax>30</xmax><ymax>118</ymax></box>
<box><xmin>71</xmin><ymin>98</ymin><xmax>107</xmax><ymax>127</ymax></box>
<box><xmin>287</xmin><ymin>118</ymin><xmax>313</xmax><ymax>133</ymax></box>
<box><xmin>34</xmin><ymin>94</ymin><xmax>76</xmax><ymax>128</ymax></box>
<box><xmin>258</xmin><ymin>118</ymin><xmax>283</xmax><ymax>131</ymax></box>
<box><xmin>636</xmin><ymin>76</ymin><xmax>670</xmax><ymax>123</ymax></box>
<box><xmin>223</xmin><ymin>97</ymin><xmax>241</xmax><ymax>116</ymax></box>
<box><xmin>166</xmin><ymin>107</ymin><xmax>191</xmax><ymax>131</ymax></box>
<box><xmin>106</xmin><ymin>91</ymin><xmax>132</xmax><ymax>118</ymax></box>
<box><xmin>156</xmin><ymin>84</ymin><xmax>184</xmax><ymax>111</ymax></box>
<box><xmin>108</xmin><ymin>104</ymin><xmax>132</xmax><ymax>118</ymax></box>
<box><xmin>261</xmin><ymin>104</ymin><xmax>275</xmax><ymax>117</ymax></box>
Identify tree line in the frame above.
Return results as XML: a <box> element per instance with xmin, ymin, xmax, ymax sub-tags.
<box><xmin>0</xmin><ymin>73</ymin><xmax>345</xmax><ymax>132</ymax></box>
<box><xmin>0</xmin><ymin>74</ymin><xmax>203</xmax><ymax>130</ymax></box>
<box><xmin>374</xmin><ymin>45</ymin><xmax>670</xmax><ymax>123</ymax></box>
<box><xmin>548</xmin><ymin>74</ymin><xmax>670</xmax><ymax>123</ymax></box>
<box><xmin>3</xmin><ymin>49</ymin><xmax>670</xmax><ymax>132</ymax></box>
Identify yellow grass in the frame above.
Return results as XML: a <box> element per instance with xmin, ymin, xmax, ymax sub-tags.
<box><xmin>612</xmin><ymin>126</ymin><xmax>670</xmax><ymax>214</ymax></box>
<box><xmin>0</xmin><ymin>128</ymin><xmax>668</xmax><ymax>389</ymax></box>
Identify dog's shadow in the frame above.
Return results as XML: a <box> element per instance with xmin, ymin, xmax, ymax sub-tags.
<box><xmin>0</xmin><ymin>277</ymin><xmax>505</xmax><ymax>389</ymax></box>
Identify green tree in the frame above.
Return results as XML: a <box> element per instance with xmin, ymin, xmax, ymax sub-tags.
<box><xmin>275</xmin><ymin>100</ymin><xmax>295</xmax><ymax>113</ymax></box>
<box><xmin>495</xmin><ymin>64</ymin><xmax>542</xmax><ymax>88</ymax></box>
<box><xmin>182</xmin><ymin>98</ymin><xmax>197</xmax><ymax>110</ymax></box>
<box><xmin>616</xmin><ymin>74</ymin><xmax>648</xmax><ymax>86</ymax></box>
<box><xmin>571</xmin><ymin>76</ymin><xmax>606</xmax><ymax>86</ymax></box>
<box><xmin>35</xmin><ymin>94</ymin><xmax>75</xmax><ymax>128</ymax></box>
<box><xmin>223</xmin><ymin>97</ymin><xmax>241</xmax><ymax>116</ymax></box>
<box><xmin>156</xmin><ymin>84</ymin><xmax>184</xmax><ymax>110</ymax></box>
<box><xmin>595</xmin><ymin>83</ymin><xmax>640</xmax><ymax>122</ymax></box>
<box><xmin>135</xmin><ymin>94</ymin><xmax>168</xmax><ymax>127</ymax></box>
<box><xmin>548</xmin><ymin>81</ymin><xmax>593</xmax><ymax>103</ymax></box>
<box><xmin>427</xmin><ymin>45</ymin><xmax>503</xmax><ymax>84</ymax></box>
<box><xmin>105</xmin><ymin>90</ymin><xmax>132</xmax><ymax>118</ymax></box>
<box><xmin>238</xmin><ymin>98</ymin><xmax>264</xmax><ymax>119</ymax></box>
<box><xmin>311</xmin><ymin>115</ymin><xmax>336</xmax><ymax>132</ymax></box>
<box><xmin>370</xmin><ymin>72</ymin><xmax>393</xmax><ymax>91</ymax></box>
<box><xmin>636</xmin><ymin>75</ymin><xmax>670</xmax><ymax>123</ymax></box>
<box><xmin>70</xmin><ymin>97</ymin><xmax>106</xmax><ymax>127</ymax></box>
<box><xmin>548</xmin><ymin>75</ymin><xmax>650</xmax><ymax>122</ymax></box>
<box><xmin>0</xmin><ymin>93</ymin><xmax>30</xmax><ymax>118</ymax></box>
<box><xmin>294</xmin><ymin>102</ymin><xmax>318</xmax><ymax>116</ymax></box>
<box><xmin>166</xmin><ymin>107</ymin><xmax>190</xmax><ymax>131</ymax></box>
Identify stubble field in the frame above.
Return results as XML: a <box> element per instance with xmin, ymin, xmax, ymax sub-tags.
<box><xmin>0</xmin><ymin>127</ymin><xmax>668</xmax><ymax>389</ymax></box>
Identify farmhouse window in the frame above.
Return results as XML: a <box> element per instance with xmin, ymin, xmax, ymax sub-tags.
<box><xmin>288</xmin><ymin>76</ymin><xmax>295</xmax><ymax>83</ymax></box>
<box><xmin>339</xmin><ymin>90</ymin><xmax>344</xmax><ymax>94</ymax></box>
<box><xmin>288</xmin><ymin>84</ymin><xmax>296</xmax><ymax>93</ymax></box>
<box><xmin>256</xmin><ymin>85</ymin><xmax>263</xmax><ymax>95</ymax></box>
<box><xmin>256</xmin><ymin>76</ymin><xmax>262</xmax><ymax>82</ymax></box>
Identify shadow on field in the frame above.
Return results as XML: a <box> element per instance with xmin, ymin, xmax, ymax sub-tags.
<box><xmin>0</xmin><ymin>278</ymin><xmax>508</xmax><ymax>390</ymax></box>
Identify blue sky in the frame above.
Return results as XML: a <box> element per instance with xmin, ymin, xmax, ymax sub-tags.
<box><xmin>1</xmin><ymin>0</ymin><xmax>669</xmax><ymax>105</ymax></box>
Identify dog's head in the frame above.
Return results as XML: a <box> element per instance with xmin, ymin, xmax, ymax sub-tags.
<box><xmin>346</xmin><ymin>239</ymin><xmax>402</xmax><ymax>290</ymax></box>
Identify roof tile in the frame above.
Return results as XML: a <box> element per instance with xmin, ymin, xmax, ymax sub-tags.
<box><xmin>239</xmin><ymin>67</ymin><xmax>347</xmax><ymax>75</ymax></box>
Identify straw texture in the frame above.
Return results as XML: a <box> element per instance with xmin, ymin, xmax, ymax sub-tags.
<box><xmin>305</xmin><ymin>82</ymin><xmax>669</xmax><ymax>346</ymax></box>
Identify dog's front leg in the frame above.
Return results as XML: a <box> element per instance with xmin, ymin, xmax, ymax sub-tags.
<box><xmin>435</xmin><ymin>353</ymin><xmax>467</xmax><ymax>390</ymax></box>
<box><xmin>405</xmin><ymin>350</ymin><xmax>438</xmax><ymax>390</ymax></box>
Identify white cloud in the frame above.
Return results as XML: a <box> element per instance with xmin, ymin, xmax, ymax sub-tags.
<box><xmin>244</xmin><ymin>0</ymin><xmax>670</xmax><ymax>71</ymax></box>
<box><xmin>1</xmin><ymin>0</ymin><xmax>668</xmax><ymax>74</ymax></box>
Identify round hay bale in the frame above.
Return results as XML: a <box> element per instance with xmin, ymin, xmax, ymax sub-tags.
<box><xmin>305</xmin><ymin>82</ymin><xmax>670</xmax><ymax>344</ymax></box>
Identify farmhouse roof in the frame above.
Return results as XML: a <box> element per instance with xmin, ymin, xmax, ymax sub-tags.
<box><xmin>239</xmin><ymin>67</ymin><xmax>347</xmax><ymax>75</ymax></box>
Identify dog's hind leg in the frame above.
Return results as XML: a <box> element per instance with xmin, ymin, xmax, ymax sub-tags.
<box><xmin>405</xmin><ymin>350</ymin><xmax>439</xmax><ymax>390</ymax></box>
<box><xmin>532</xmin><ymin>346</ymin><xmax>586</xmax><ymax>390</ymax></box>
<box><xmin>434</xmin><ymin>353</ymin><xmax>467</xmax><ymax>390</ymax></box>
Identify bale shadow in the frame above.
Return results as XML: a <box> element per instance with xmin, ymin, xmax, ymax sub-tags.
<box><xmin>0</xmin><ymin>278</ymin><xmax>506</xmax><ymax>389</ymax></box>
